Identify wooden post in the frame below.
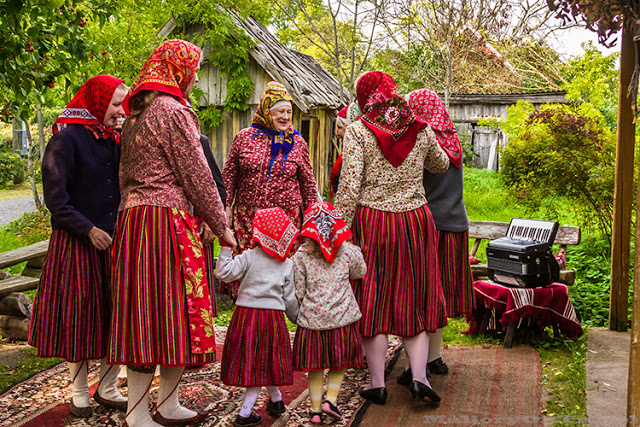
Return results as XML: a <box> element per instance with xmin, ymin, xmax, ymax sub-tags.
<box><xmin>609</xmin><ymin>21</ymin><xmax>636</xmax><ymax>332</ymax></box>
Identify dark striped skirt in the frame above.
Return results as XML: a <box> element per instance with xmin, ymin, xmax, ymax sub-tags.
<box><xmin>28</xmin><ymin>229</ymin><xmax>111</xmax><ymax>362</ymax></box>
<box><xmin>436</xmin><ymin>229</ymin><xmax>476</xmax><ymax>317</ymax></box>
<box><xmin>293</xmin><ymin>323</ymin><xmax>365</xmax><ymax>371</ymax></box>
<box><xmin>221</xmin><ymin>307</ymin><xmax>293</xmax><ymax>387</ymax></box>
<box><xmin>352</xmin><ymin>205</ymin><xmax>447</xmax><ymax>338</ymax></box>
<box><xmin>203</xmin><ymin>243</ymin><xmax>218</xmax><ymax>317</ymax></box>
<box><xmin>108</xmin><ymin>206</ymin><xmax>215</xmax><ymax>366</ymax></box>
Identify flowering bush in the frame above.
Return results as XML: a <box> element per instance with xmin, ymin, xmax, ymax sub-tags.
<box><xmin>499</xmin><ymin>102</ymin><xmax>616</xmax><ymax>238</ymax></box>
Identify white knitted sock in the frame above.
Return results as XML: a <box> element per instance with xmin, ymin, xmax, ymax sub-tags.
<box><xmin>97</xmin><ymin>358</ymin><xmax>127</xmax><ymax>402</ymax></box>
<box><xmin>125</xmin><ymin>368</ymin><xmax>160</xmax><ymax>427</ymax></box>
<box><xmin>266</xmin><ymin>386</ymin><xmax>282</xmax><ymax>402</ymax></box>
<box><xmin>239</xmin><ymin>387</ymin><xmax>261</xmax><ymax>418</ymax></box>
<box><xmin>68</xmin><ymin>361</ymin><xmax>90</xmax><ymax>407</ymax></box>
<box><xmin>428</xmin><ymin>328</ymin><xmax>444</xmax><ymax>363</ymax></box>
<box><xmin>156</xmin><ymin>366</ymin><xmax>196</xmax><ymax>420</ymax></box>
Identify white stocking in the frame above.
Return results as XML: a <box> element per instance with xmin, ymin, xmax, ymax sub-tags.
<box><xmin>362</xmin><ymin>334</ymin><xmax>388</xmax><ymax>389</ymax></box>
<box><xmin>97</xmin><ymin>358</ymin><xmax>127</xmax><ymax>402</ymax></box>
<box><xmin>266</xmin><ymin>386</ymin><xmax>282</xmax><ymax>402</ymax></box>
<box><xmin>428</xmin><ymin>328</ymin><xmax>443</xmax><ymax>363</ymax></box>
<box><xmin>125</xmin><ymin>368</ymin><xmax>160</xmax><ymax>427</ymax></box>
<box><xmin>68</xmin><ymin>361</ymin><xmax>90</xmax><ymax>407</ymax></box>
<box><xmin>239</xmin><ymin>387</ymin><xmax>261</xmax><ymax>418</ymax></box>
<box><xmin>156</xmin><ymin>366</ymin><xmax>196</xmax><ymax>420</ymax></box>
<box><xmin>403</xmin><ymin>332</ymin><xmax>430</xmax><ymax>386</ymax></box>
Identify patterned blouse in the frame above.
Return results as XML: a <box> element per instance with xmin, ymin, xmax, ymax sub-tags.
<box><xmin>222</xmin><ymin>127</ymin><xmax>320</xmax><ymax>210</ymax></box>
<box><xmin>335</xmin><ymin>121</ymin><xmax>449</xmax><ymax>228</ymax></box>
<box><xmin>292</xmin><ymin>242</ymin><xmax>367</xmax><ymax>330</ymax></box>
<box><xmin>119</xmin><ymin>95</ymin><xmax>227</xmax><ymax>236</ymax></box>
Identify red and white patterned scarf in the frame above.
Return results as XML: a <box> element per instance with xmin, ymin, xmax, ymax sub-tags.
<box><xmin>407</xmin><ymin>89</ymin><xmax>462</xmax><ymax>169</ymax></box>
<box><xmin>356</xmin><ymin>71</ymin><xmax>427</xmax><ymax>167</ymax></box>
<box><xmin>300</xmin><ymin>202</ymin><xmax>352</xmax><ymax>264</ymax></box>
<box><xmin>52</xmin><ymin>74</ymin><xmax>124</xmax><ymax>142</ymax></box>
<box><xmin>252</xmin><ymin>207</ymin><xmax>300</xmax><ymax>262</ymax></box>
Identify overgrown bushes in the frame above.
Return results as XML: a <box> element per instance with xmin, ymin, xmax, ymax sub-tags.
<box><xmin>0</xmin><ymin>150</ymin><xmax>24</xmax><ymax>187</ymax></box>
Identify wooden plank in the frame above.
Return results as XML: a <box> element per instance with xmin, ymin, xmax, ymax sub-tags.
<box><xmin>0</xmin><ymin>276</ymin><xmax>39</xmax><ymax>299</ymax></box>
<box><xmin>504</xmin><ymin>322</ymin><xmax>516</xmax><ymax>348</ymax></box>
<box><xmin>0</xmin><ymin>240</ymin><xmax>49</xmax><ymax>269</ymax></box>
<box><xmin>468</xmin><ymin>221</ymin><xmax>581</xmax><ymax>246</ymax></box>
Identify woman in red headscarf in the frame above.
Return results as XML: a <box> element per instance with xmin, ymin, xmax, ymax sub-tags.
<box><xmin>108</xmin><ymin>39</ymin><xmax>236</xmax><ymax>427</ymax></box>
<box><xmin>28</xmin><ymin>75</ymin><xmax>128</xmax><ymax>418</ymax></box>
<box><xmin>334</xmin><ymin>71</ymin><xmax>449</xmax><ymax>404</ymax></box>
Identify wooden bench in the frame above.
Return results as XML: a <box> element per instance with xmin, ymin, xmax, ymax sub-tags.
<box><xmin>468</xmin><ymin>221</ymin><xmax>581</xmax><ymax>285</ymax></box>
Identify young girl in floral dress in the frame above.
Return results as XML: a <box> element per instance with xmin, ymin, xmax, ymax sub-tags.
<box><xmin>292</xmin><ymin>202</ymin><xmax>367</xmax><ymax>423</ymax></box>
<box><xmin>216</xmin><ymin>207</ymin><xmax>300</xmax><ymax>427</ymax></box>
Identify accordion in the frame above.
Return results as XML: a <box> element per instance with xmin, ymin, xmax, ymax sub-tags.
<box><xmin>487</xmin><ymin>218</ymin><xmax>560</xmax><ymax>288</ymax></box>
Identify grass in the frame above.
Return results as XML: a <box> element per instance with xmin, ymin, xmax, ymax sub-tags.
<box><xmin>0</xmin><ymin>343</ymin><xmax>62</xmax><ymax>394</ymax></box>
<box><xmin>0</xmin><ymin>181</ymin><xmax>43</xmax><ymax>201</ymax></box>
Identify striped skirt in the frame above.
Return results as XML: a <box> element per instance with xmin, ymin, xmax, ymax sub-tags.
<box><xmin>352</xmin><ymin>205</ymin><xmax>447</xmax><ymax>338</ymax></box>
<box><xmin>293</xmin><ymin>323</ymin><xmax>365</xmax><ymax>371</ymax></box>
<box><xmin>108</xmin><ymin>206</ymin><xmax>215</xmax><ymax>366</ymax></box>
<box><xmin>220</xmin><ymin>204</ymin><xmax>302</xmax><ymax>300</ymax></box>
<box><xmin>28</xmin><ymin>229</ymin><xmax>111</xmax><ymax>362</ymax></box>
<box><xmin>221</xmin><ymin>307</ymin><xmax>293</xmax><ymax>387</ymax></box>
<box><xmin>437</xmin><ymin>229</ymin><xmax>476</xmax><ymax>317</ymax></box>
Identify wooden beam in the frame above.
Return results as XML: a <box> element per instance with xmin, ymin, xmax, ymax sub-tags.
<box><xmin>0</xmin><ymin>240</ymin><xmax>49</xmax><ymax>269</ymax></box>
<box><xmin>0</xmin><ymin>276</ymin><xmax>40</xmax><ymax>299</ymax></box>
<box><xmin>610</xmin><ymin>22</ymin><xmax>636</xmax><ymax>332</ymax></box>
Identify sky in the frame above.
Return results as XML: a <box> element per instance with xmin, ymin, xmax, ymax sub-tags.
<box><xmin>549</xmin><ymin>25</ymin><xmax>620</xmax><ymax>59</ymax></box>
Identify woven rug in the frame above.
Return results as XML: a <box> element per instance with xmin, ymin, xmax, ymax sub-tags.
<box><xmin>0</xmin><ymin>328</ymin><xmax>402</xmax><ymax>427</ymax></box>
<box><xmin>354</xmin><ymin>345</ymin><xmax>542</xmax><ymax>427</ymax></box>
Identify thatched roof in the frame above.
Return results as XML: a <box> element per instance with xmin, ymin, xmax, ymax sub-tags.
<box><xmin>447</xmin><ymin>91</ymin><xmax>568</xmax><ymax>105</ymax></box>
<box><xmin>159</xmin><ymin>15</ymin><xmax>349</xmax><ymax>113</ymax></box>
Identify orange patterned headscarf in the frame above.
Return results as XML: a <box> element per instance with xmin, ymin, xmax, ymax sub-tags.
<box><xmin>123</xmin><ymin>39</ymin><xmax>202</xmax><ymax>113</ymax></box>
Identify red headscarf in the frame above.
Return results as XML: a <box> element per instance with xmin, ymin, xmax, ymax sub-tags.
<box><xmin>356</xmin><ymin>71</ymin><xmax>427</xmax><ymax>167</ymax></box>
<box><xmin>52</xmin><ymin>74</ymin><xmax>125</xmax><ymax>142</ymax></box>
<box><xmin>301</xmin><ymin>202</ymin><xmax>352</xmax><ymax>264</ymax></box>
<box><xmin>252</xmin><ymin>207</ymin><xmax>300</xmax><ymax>262</ymax></box>
<box><xmin>123</xmin><ymin>39</ymin><xmax>202</xmax><ymax>113</ymax></box>
<box><xmin>336</xmin><ymin>105</ymin><xmax>349</xmax><ymax>127</ymax></box>
<box><xmin>407</xmin><ymin>89</ymin><xmax>462</xmax><ymax>169</ymax></box>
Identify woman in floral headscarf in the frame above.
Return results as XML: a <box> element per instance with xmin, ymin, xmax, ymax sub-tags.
<box><xmin>109</xmin><ymin>39</ymin><xmax>236</xmax><ymax>427</ymax></box>
<box><xmin>334</xmin><ymin>71</ymin><xmax>449</xmax><ymax>405</ymax></box>
<box><xmin>29</xmin><ymin>74</ymin><xmax>128</xmax><ymax>419</ymax></box>
<box><xmin>402</xmin><ymin>89</ymin><xmax>475</xmax><ymax>382</ymax></box>
<box><xmin>221</xmin><ymin>81</ymin><xmax>320</xmax><ymax>299</ymax></box>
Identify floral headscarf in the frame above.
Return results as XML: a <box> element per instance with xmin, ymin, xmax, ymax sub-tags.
<box><xmin>345</xmin><ymin>102</ymin><xmax>361</xmax><ymax>126</ymax></box>
<box><xmin>329</xmin><ymin>102</ymin><xmax>361</xmax><ymax>198</ymax></box>
<box><xmin>301</xmin><ymin>202</ymin><xmax>352</xmax><ymax>264</ymax></box>
<box><xmin>356</xmin><ymin>71</ymin><xmax>427</xmax><ymax>167</ymax></box>
<box><xmin>251</xmin><ymin>82</ymin><xmax>300</xmax><ymax>177</ymax></box>
<box><xmin>123</xmin><ymin>39</ymin><xmax>202</xmax><ymax>113</ymax></box>
<box><xmin>53</xmin><ymin>74</ymin><xmax>125</xmax><ymax>142</ymax></box>
<box><xmin>336</xmin><ymin>105</ymin><xmax>349</xmax><ymax>127</ymax></box>
<box><xmin>407</xmin><ymin>89</ymin><xmax>462</xmax><ymax>169</ymax></box>
<box><xmin>252</xmin><ymin>207</ymin><xmax>300</xmax><ymax>262</ymax></box>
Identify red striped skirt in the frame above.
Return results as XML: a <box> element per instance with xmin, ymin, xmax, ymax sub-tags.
<box><xmin>436</xmin><ymin>229</ymin><xmax>475</xmax><ymax>317</ymax></box>
<box><xmin>220</xmin><ymin>204</ymin><xmax>302</xmax><ymax>300</ymax></box>
<box><xmin>293</xmin><ymin>323</ymin><xmax>365</xmax><ymax>371</ymax></box>
<box><xmin>221</xmin><ymin>307</ymin><xmax>293</xmax><ymax>387</ymax></box>
<box><xmin>108</xmin><ymin>206</ymin><xmax>215</xmax><ymax>366</ymax></box>
<box><xmin>28</xmin><ymin>229</ymin><xmax>111</xmax><ymax>362</ymax></box>
<box><xmin>351</xmin><ymin>205</ymin><xmax>447</xmax><ymax>338</ymax></box>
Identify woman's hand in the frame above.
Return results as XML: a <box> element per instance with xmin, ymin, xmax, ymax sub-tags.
<box><xmin>220</xmin><ymin>227</ymin><xmax>237</xmax><ymax>250</ymax></box>
<box><xmin>225</xmin><ymin>206</ymin><xmax>232</xmax><ymax>225</ymax></box>
<box><xmin>88</xmin><ymin>226</ymin><xmax>113</xmax><ymax>250</ymax></box>
<box><xmin>199</xmin><ymin>222</ymin><xmax>216</xmax><ymax>245</ymax></box>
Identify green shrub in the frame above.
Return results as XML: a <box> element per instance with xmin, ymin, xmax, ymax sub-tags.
<box><xmin>0</xmin><ymin>151</ymin><xmax>24</xmax><ymax>187</ymax></box>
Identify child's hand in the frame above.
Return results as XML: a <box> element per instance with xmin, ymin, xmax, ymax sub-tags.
<box><xmin>220</xmin><ymin>227</ymin><xmax>237</xmax><ymax>249</ymax></box>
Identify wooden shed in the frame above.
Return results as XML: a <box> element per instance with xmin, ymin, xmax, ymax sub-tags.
<box><xmin>160</xmin><ymin>16</ymin><xmax>349</xmax><ymax>193</ymax></box>
<box><xmin>447</xmin><ymin>91</ymin><xmax>568</xmax><ymax>170</ymax></box>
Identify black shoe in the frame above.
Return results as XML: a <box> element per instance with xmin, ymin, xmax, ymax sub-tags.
<box><xmin>427</xmin><ymin>357</ymin><xmax>449</xmax><ymax>374</ymax></box>
<box><xmin>358</xmin><ymin>387</ymin><xmax>387</xmax><ymax>405</ymax></box>
<box><xmin>397</xmin><ymin>368</ymin><xmax>412</xmax><ymax>386</ymax></box>
<box><xmin>69</xmin><ymin>400</ymin><xmax>93</xmax><ymax>418</ymax></box>
<box><xmin>233</xmin><ymin>412</ymin><xmax>262</xmax><ymax>426</ymax></box>
<box><xmin>266</xmin><ymin>399</ymin><xmax>286</xmax><ymax>416</ymax></box>
<box><xmin>410</xmin><ymin>381</ymin><xmax>441</xmax><ymax>403</ymax></box>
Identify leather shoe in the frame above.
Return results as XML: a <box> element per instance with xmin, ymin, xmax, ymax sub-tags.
<box><xmin>152</xmin><ymin>409</ymin><xmax>209</xmax><ymax>426</ymax></box>
<box><xmin>93</xmin><ymin>390</ymin><xmax>128</xmax><ymax>411</ymax></box>
<box><xmin>266</xmin><ymin>399</ymin><xmax>286</xmax><ymax>416</ymax></box>
<box><xmin>410</xmin><ymin>380</ymin><xmax>441</xmax><ymax>403</ymax></box>
<box><xmin>427</xmin><ymin>357</ymin><xmax>449</xmax><ymax>374</ymax></box>
<box><xmin>233</xmin><ymin>412</ymin><xmax>262</xmax><ymax>426</ymax></box>
<box><xmin>397</xmin><ymin>368</ymin><xmax>412</xmax><ymax>386</ymax></box>
<box><xmin>358</xmin><ymin>387</ymin><xmax>387</xmax><ymax>405</ymax></box>
<box><xmin>69</xmin><ymin>400</ymin><xmax>92</xmax><ymax>418</ymax></box>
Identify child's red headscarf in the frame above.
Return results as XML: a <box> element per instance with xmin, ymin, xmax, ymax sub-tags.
<box><xmin>52</xmin><ymin>74</ymin><xmax>124</xmax><ymax>142</ymax></box>
<box><xmin>252</xmin><ymin>207</ymin><xmax>300</xmax><ymax>262</ymax></box>
<box><xmin>300</xmin><ymin>202</ymin><xmax>352</xmax><ymax>264</ymax></box>
<box><xmin>356</xmin><ymin>71</ymin><xmax>427</xmax><ymax>167</ymax></box>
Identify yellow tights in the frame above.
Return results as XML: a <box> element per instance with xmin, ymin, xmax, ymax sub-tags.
<box><xmin>307</xmin><ymin>369</ymin><xmax>346</xmax><ymax>412</ymax></box>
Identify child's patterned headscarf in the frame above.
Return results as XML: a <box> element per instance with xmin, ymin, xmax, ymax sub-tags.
<box><xmin>123</xmin><ymin>39</ymin><xmax>202</xmax><ymax>113</ymax></box>
<box><xmin>407</xmin><ymin>89</ymin><xmax>462</xmax><ymax>169</ymax></box>
<box><xmin>252</xmin><ymin>207</ymin><xmax>300</xmax><ymax>262</ymax></box>
<box><xmin>356</xmin><ymin>71</ymin><xmax>427</xmax><ymax>167</ymax></box>
<box><xmin>53</xmin><ymin>74</ymin><xmax>125</xmax><ymax>142</ymax></box>
<box><xmin>300</xmin><ymin>202</ymin><xmax>352</xmax><ymax>264</ymax></box>
<box><xmin>251</xmin><ymin>82</ymin><xmax>300</xmax><ymax>177</ymax></box>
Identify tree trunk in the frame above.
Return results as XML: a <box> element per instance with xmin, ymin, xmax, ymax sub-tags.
<box><xmin>36</xmin><ymin>105</ymin><xmax>45</xmax><ymax>167</ymax></box>
<box><xmin>0</xmin><ymin>292</ymin><xmax>32</xmax><ymax>318</ymax></box>
<box><xmin>24</xmin><ymin>125</ymin><xmax>43</xmax><ymax>211</ymax></box>
<box><xmin>0</xmin><ymin>315</ymin><xmax>29</xmax><ymax>341</ymax></box>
